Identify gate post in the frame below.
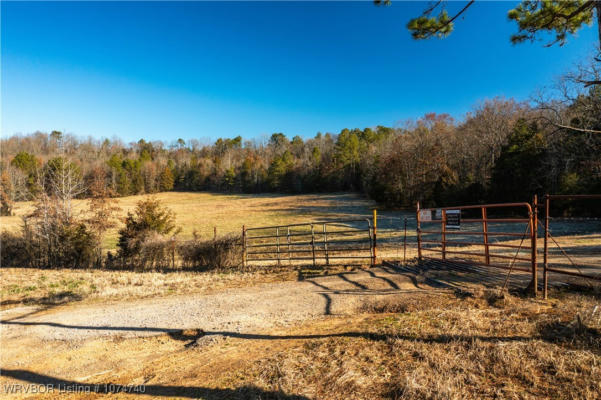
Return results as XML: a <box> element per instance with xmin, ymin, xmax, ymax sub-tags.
<box><xmin>310</xmin><ymin>224</ymin><xmax>316</xmax><ymax>267</ymax></box>
<box><xmin>372</xmin><ymin>209</ymin><xmax>377</xmax><ymax>266</ymax></box>
<box><xmin>287</xmin><ymin>227</ymin><xmax>291</xmax><ymax>265</ymax></box>
<box><xmin>531</xmin><ymin>195</ymin><xmax>538</xmax><ymax>297</ymax></box>
<box><xmin>543</xmin><ymin>194</ymin><xmax>549</xmax><ymax>299</ymax></box>
<box><xmin>416</xmin><ymin>202</ymin><xmax>422</xmax><ymax>261</ymax></box>
<box><xmin>322</xmin><ymin>224</ymin><xmax>329</xmax><ymax>266</ymax></box>
<box><xmin>276</xmin><ymin>227</ymin><xmax>281</xmax><ymax>267</ymax></box>
<box><xmin>441</xmin><ymin>209</ymin><xmax>447</xmax><ymax>260</ymax></box>
<box><xmin>242</xmin><ymin>225</ymin><xmax>247</xmax><ymax>268</ymax></box>
<box><xmin>403</xmin><ymin>217</ymin><xmax>407</xmax><ymax>266</ymax></box>
<box><xmin>482</xmin><ymin>207</ymin><xmax>490</xmax><ymax>266</ymax></box>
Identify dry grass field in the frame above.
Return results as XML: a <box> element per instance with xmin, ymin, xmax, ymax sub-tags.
<box><xmin>0</xmin><ymin>192</ymin><xmax>408</xmax><ymax>250</ymax></box>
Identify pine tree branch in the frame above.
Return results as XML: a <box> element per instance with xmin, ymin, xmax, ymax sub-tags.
<box><xmin>555</xmin><ymin>0</ymin><xmax>594</xmax><ymax>20</ymax></box>
<box><xmin>430</xmin><ymin>0</ymin><xmax>475</xmax><ymax>38</ymax></box>
<box><xmin>423</xmin><ymin>0</ymin><xmax>444</xmax><ymax>16</ymax></box>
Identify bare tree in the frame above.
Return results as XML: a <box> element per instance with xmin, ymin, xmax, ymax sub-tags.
<box><xmin>0</xmin><ymin>166</ymin><xmax>29</xmax><ymax>215</ymax></box>
<box><xmin>86</xmin><ymin>166</ymin><xmax>121</xmax><ymax>266</ymax></box>
<box><xmin>457</xmin><ymin>98</ymin><xmax>526</xmax><ymax>184</ymax></box>
<box><xmin>46</xmin><ymin>157</ymin><xmax>86</xmax><ymax>220</ymax></box>
<box><xmin>533</xmin><ymin>52</ymin><xmax>601</xmax><ymax>135</ymax></box>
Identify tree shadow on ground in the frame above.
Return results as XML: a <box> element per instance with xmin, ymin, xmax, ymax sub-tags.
<box><xmin>0</xmin><ymin>291</ymin><xmax>83</xmax><ymax>308</ymax></box>
<box><xmin>4</xmin><ymin>310</ymin><xmax>601</xmax><ymax>353</ymax></box>
<box><xmin>0</xmin><ymin>369</ymin><xmax>309</xmax><ymax>399</ymax></box>
<box><xmin>538</xmin><ymin>319</ymin><xmax>601</xmax><ymax>352</ymax></box>
<box><xmin>298</xmin><ymin>267</ymin><xmax>423</xmax><ymax>315</ymax></box>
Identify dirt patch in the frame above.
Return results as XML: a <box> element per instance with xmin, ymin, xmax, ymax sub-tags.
<box><xmin>0</xmin><ymin>267</ymin><xmax>429</xmax><ymax>342</ymax></box>
<box><xmin>2</xmin><ymin>286</ymin><xmax>600</xmax><ymax>400</ymax></box>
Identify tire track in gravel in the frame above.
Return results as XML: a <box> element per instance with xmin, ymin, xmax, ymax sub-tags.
<box><xmin>1</xmin><ymin>267</ymin><xmax>430</xmax><ymax>342</ymax></box>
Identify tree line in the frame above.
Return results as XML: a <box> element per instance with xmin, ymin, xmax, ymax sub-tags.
<box><xmin>1</xmin><ymin>66</ymin><xmax>600</xmax><ymax>216</ymax></box>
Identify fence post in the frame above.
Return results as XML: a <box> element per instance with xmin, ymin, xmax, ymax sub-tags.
<box><xmin>242</xmin><ymin>225</ymin><xmax>247</xmax><ymax>268</ymax></box>
<box><xmin>171</xmin><ymin>236</ymin><xmax>175</xmax><ymax>269</ymax></box>
<box><xmin>441</xmin><ymin>209</ymin><xmax>447</xmax><ymax>261</ymax></box>
<box><xmin>323</xmin><ymin>224</ymin><xmax>329</xmax><ymax>266</ymax></box>
<box><xmin>532</xmin><ymin>195</ymin><xmax>538</xmax><ymax>297</ymax></box>
<box><xmin>214</xmin><ymin>226</ymin><xmax>217</xmax><ymax>241</ymax></box>
<box><xmin>416</xmin><ymin>201</ymin><xmax>422</xmax><ymax>261</ymax></box>
<box><xmin>372</xmin><ymin>209</ymin><xmax>377</xmax><ymax>266</ymax></box>
<box><xmin>403</xmin><ymin>217</ymin><xmax>407</xmax><ymax>266</ymax></box>
<box><xmin>287</xmin><ymin>227</ymin><xmax>291</xmax><ymax>265</ymax></box>
<box><xmin>544</xmin><ymin>194</ymin><xmax>549</xmax><ymax>300</ymax></box>
<box><xmin>276</xmin><ymin>227</ymin><xmax>281</xmax><ymax>267</ymax></box>
<box><xmin>482</xmin><ymin>207</ymin><xmax>490</xmax><ymax>265</ymax></box>
<box><xmin>310</xmin><ymin>224</ymin><xmax>316</xmax><ymax>267</ymax></box>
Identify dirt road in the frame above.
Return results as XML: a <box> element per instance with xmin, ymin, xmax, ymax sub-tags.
<box><xmin>1</xmin><ymin>267</ymin><xmax>427</xmax><ymax>343</ymax></box>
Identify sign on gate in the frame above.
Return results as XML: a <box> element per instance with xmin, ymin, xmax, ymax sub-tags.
<box><xmin>419</xmin><ymin>209</ymin><xmax>432</xmax><ymax>222</ymax></box>
<box><xmin>416</xmin><ymin>201</ymin><xmax>537</xmax><ymax>295</ymax></box>
<box><xmin>445</xmin><ymin>210</ymin><xmax>461</xmax><ymax>229</ymax></box>
<box><xmin>419</xmin><ymin>209</ymin><xmax>444</xmax><ymax>222</ymax></box>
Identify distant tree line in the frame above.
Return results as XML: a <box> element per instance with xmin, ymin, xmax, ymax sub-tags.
<box><xmin>0</xmin><ymin>61</ymin><xmax>599</xmax><ymax>270</ymax></box>
<box><xmin>1</xmin><ymin>66</ymin><xmax>600</xmax><ymax>216</ymax></box>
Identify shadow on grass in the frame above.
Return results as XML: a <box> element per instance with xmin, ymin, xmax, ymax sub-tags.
<box><xmin>0</xmin><ymin>369</ymin><xmax>310</xmax><ymax>399</ymax></box>
<box><xmin>0</xmin><ymin>291</ymin><xmax>83</xmax><ymax>308</ymax></box>
<box><xmin>4</xmin><ymin>310</ymin><xmax>601</xmax><ymax>352</ymax></box>
<box><xmin>0</xmin><ymin>318</ymin><xmax>558</xmax><ymax>345</ymax></box>
<box><xmin>538</xmin><ymin>319</ymin><xmax>601</xmax><ymax>351</ymax></box>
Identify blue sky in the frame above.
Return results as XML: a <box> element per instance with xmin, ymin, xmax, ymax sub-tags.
<box><xmin>1</xmin><ymin>1</ymin><xmax>597</xmax><ymax>143</ymax></box>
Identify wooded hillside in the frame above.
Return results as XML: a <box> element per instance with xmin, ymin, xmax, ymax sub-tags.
<box><xmin>1</xmin><ymin>67</ymin><xmax>599</xmax><ymax>211</ymax></box>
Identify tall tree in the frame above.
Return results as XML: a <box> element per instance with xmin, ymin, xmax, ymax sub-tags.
<box><xmin>159</xmin><ymin>165</ymin><xmax>175</xmax><ymax>192</ymax></box>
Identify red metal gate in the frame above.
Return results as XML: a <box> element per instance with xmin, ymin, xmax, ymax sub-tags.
<box><xmin>542</xmin><ymin>194</ymin><xmax>601</xmax><ymax>298</ymax></box>
<box><xmin>416</xmin><ymin>200</ymin><xmax>538</xmax><ymax>295</ymax></box>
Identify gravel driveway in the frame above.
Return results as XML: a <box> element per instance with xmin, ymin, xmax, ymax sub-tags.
<box><xmin>1</xmin><ymin>267</ymin><xmax>427</xmax><ymax>342</ymax></box>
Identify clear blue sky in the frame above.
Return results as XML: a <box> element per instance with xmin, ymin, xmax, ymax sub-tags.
<box><xmin>1</xmin><ymin>1</ymin><xmax>597</xmax><ymax>143</ymax></box>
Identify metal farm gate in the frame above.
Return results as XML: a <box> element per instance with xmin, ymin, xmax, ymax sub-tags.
<box><xmin>242</xmin><ymin>218</ymin><xmax>376</xmax><ymax>267</ymax></box>
<box><xmin>416</xmin><ymin>200</ymin><xmax>539</xmax><ymax>295</ymax></box>
<box><xmin>239</xmin><ymin>193</ymin><xmax>599</xmax><ymax>298</ymax></box>
<box><xmin>542</xmin><ymin>194</ymin><xmax>601</xmax><ymax>298</ymax></box>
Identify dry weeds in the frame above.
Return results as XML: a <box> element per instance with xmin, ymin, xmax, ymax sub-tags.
<box><xmin>0</xmin><ymin>267</ymin><xmax>298</xmax><ymax>308</ymax></box>
<box><xmin>215</xmin><ymin>289</ymin><xmax>601</xmax><ymax>399</ymax></box>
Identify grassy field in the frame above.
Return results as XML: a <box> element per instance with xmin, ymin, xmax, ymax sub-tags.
<box><xmin>0</xmin><ymin>192</ymin><xmax>410</xmax><ymax>250</ymax></box>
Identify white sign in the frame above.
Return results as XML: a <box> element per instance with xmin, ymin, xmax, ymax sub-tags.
<box><xmin>419</xmin><ymin>209</ymin><xmax>432</xmax><ymax>222</ymax></box>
